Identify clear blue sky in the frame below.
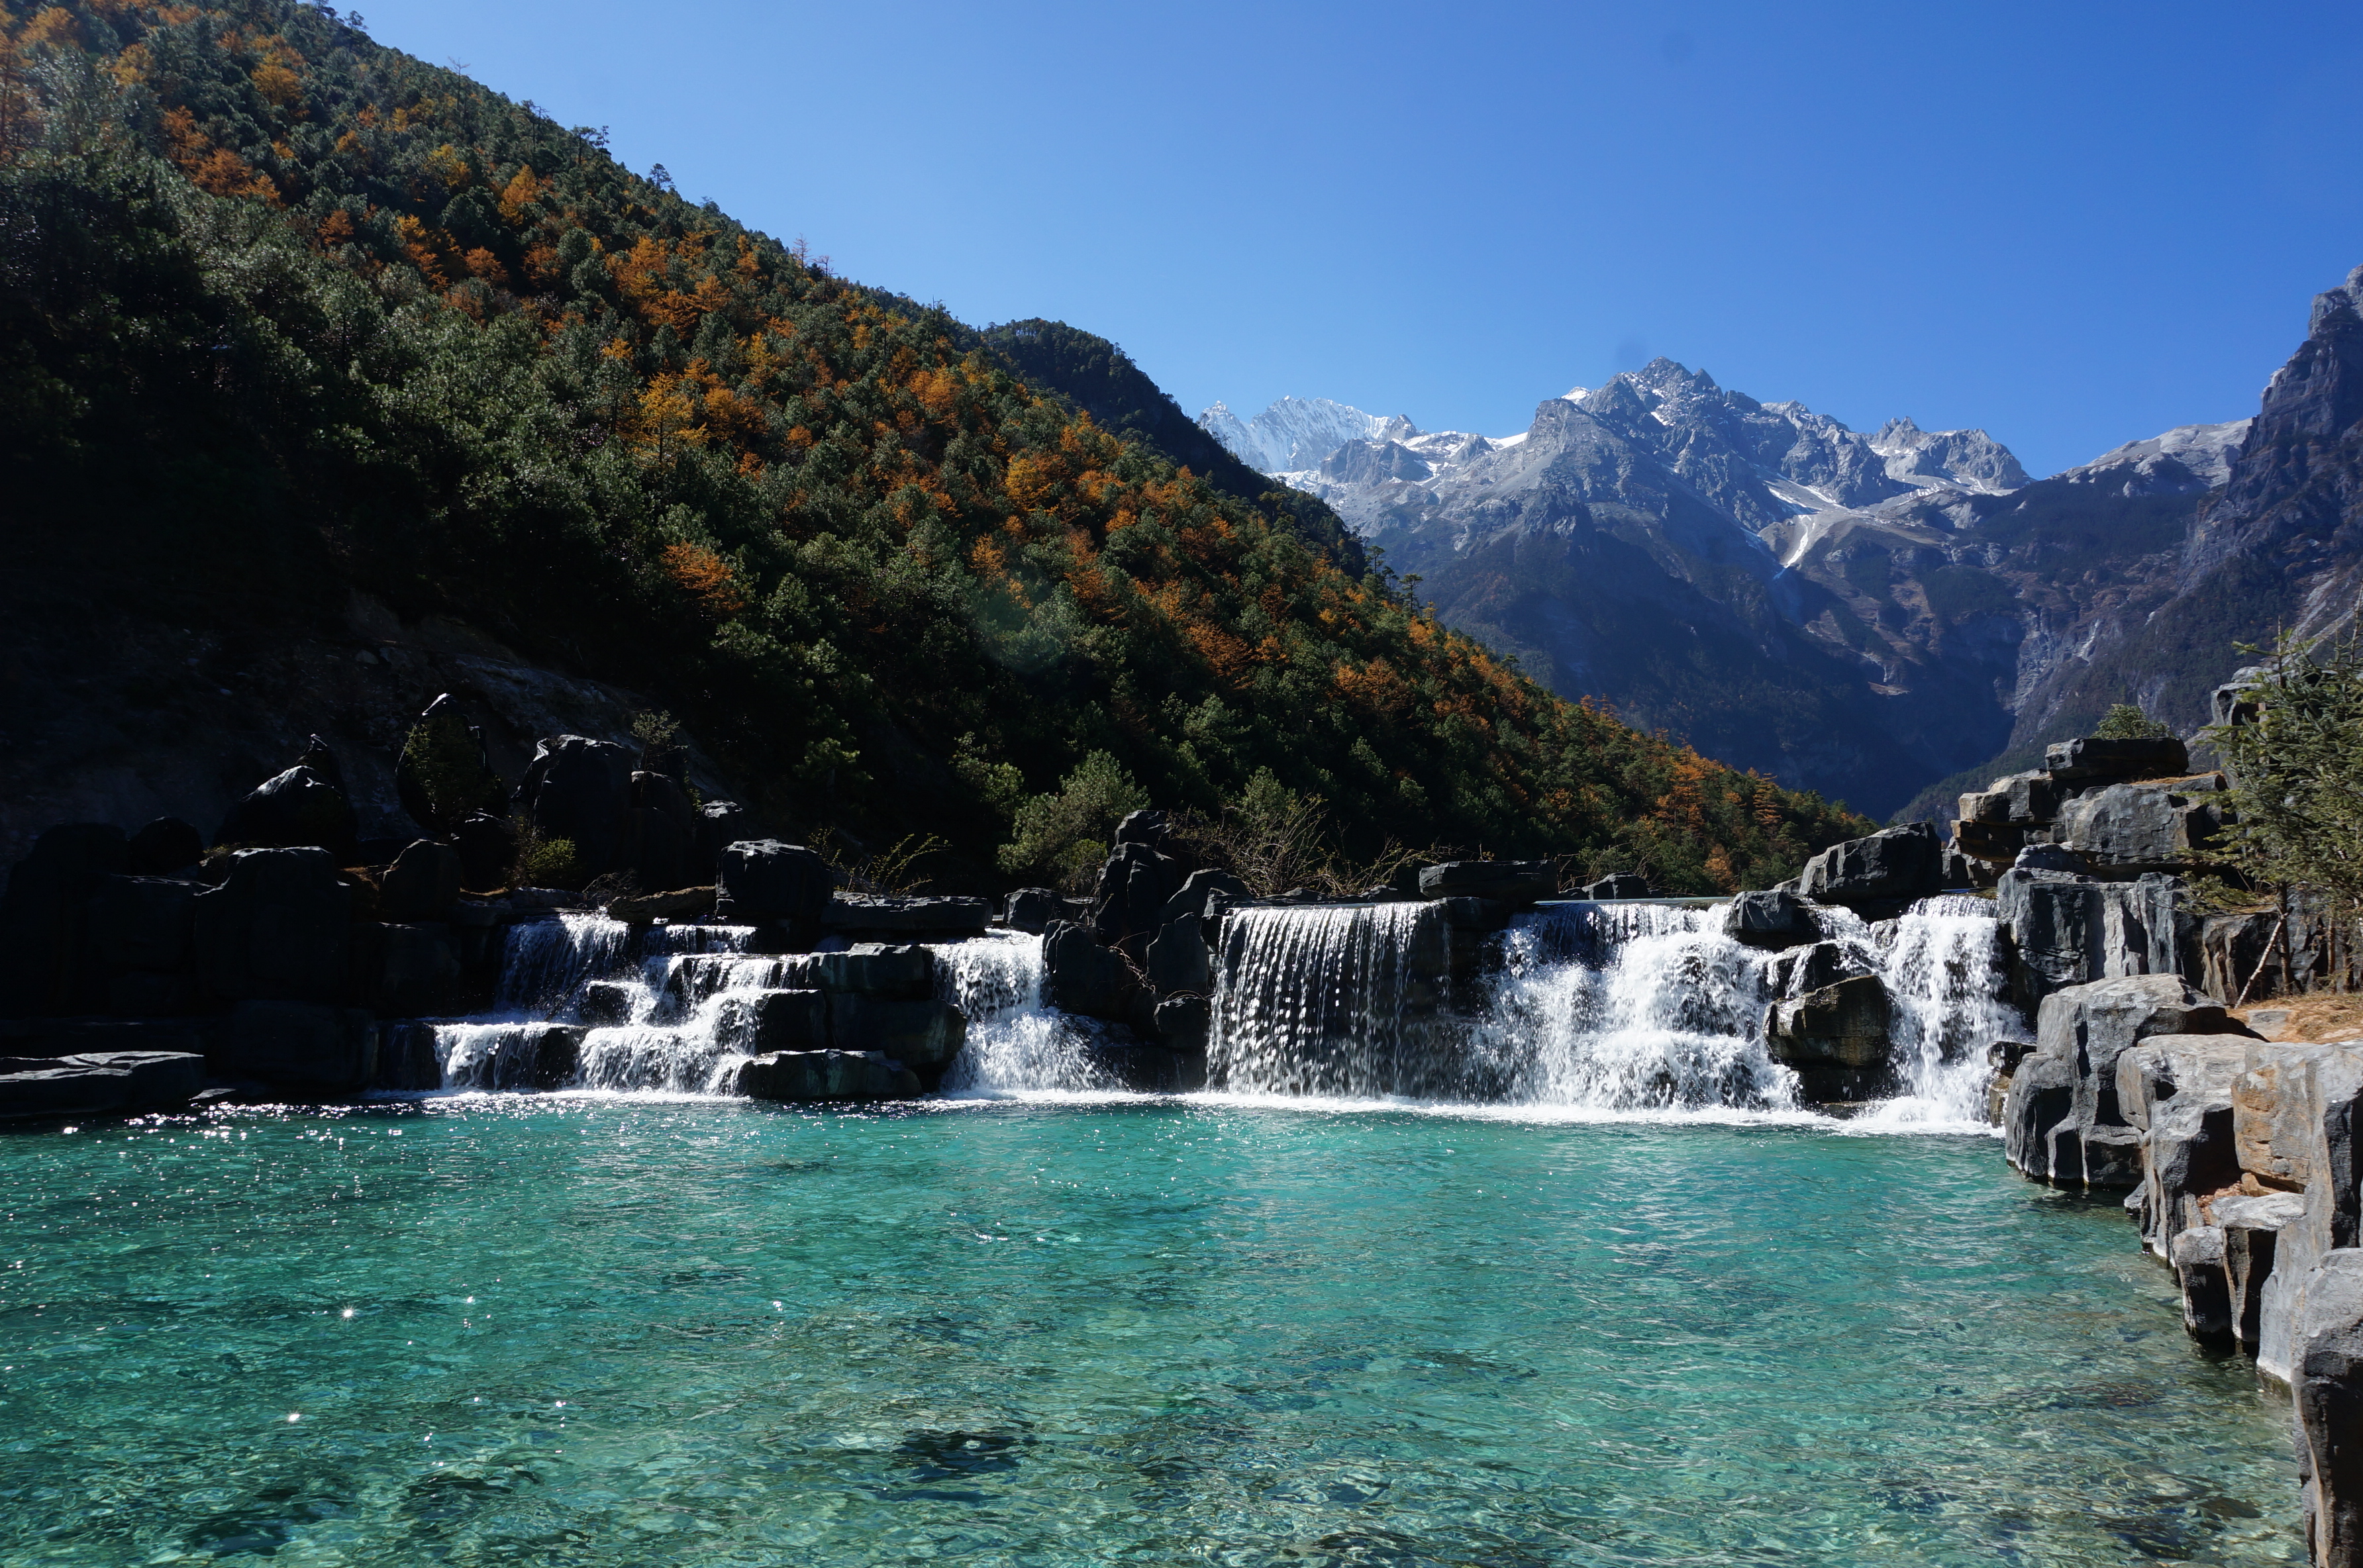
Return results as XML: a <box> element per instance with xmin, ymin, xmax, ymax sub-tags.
<box><xmin>360</xmin><ymin>0</ymin><xmax>2363</xmax><ymax>477</ymax></box>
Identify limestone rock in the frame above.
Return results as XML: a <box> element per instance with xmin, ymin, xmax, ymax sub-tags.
<box><xmin>2170</xmin><ymin>1226</ymin><xmax>2235</xmax><ymax>1344</ymax></box>
<box><xmin>1996</xmin><ymin>867</ymin><xmax>2191</xmax><ymax>1011</ymax></box>
<box><xmin>379</xmin><ymin>840</ymin><xmax>462</xmax><ymax>922</ymax></box>
<box><xmin>825</xmin><ymin>895</ymin><xmax>991</xmax><ymax>937</ymax></box>
<box><xmin>215</xmin><ymin>764</ymin><xmax>359</xmax><ymax>863</ymax></box>
<box><xmin>2217</xmin><ymin>1191</ymin><xmax>2307</xmax><ymax>1355</ymax></box>
<box><xmin>2043</xmin><ymin>735</ymin><xmax>2189</xmax><ymax>783</ymax></box>
<box><xmin>2117</xmin><ymin>1033</ymin><xmax>2250</xmax><ymax>1257</ymax></box>
<box><xmin>1795</xmin><ymin>822</ymin><xmax>1942</xmax><ymax>907</ymax></box>
<box><xmin>999</xmin><ymin>887</ymin><xmax>1066</xmax><ymax>934</ymax></box>
<box><xmin>729</xmin><ymin>989</ymin><xmax>826</xmax><ymax>1054</ymax></box>
<box><xmin>715</xmin><ymin>840</ymin><xmax>834</xmax><ymax>932</ymax></box>
<box><xmin>2003</xmin><ymin>975</ymin><xmax>2243</xmax><ymax>1189</ymax></box>
<box><xmin>1044</xmin><ymin>920</ymin><xmax>1135</xmax><ymax>1021</ymax></box>
<box><xmin>1418</xmin><ymin>861</ymin><xmax>1559</xmax><ymax>904</ymax></box>
<box><xmin>777</xmin><ymin>944</ymin><xmax>936</xmax><ymax>1000</ymax></box>
<box><xmin>1093</xmin><ymin>841</ymin><xmax>1185</xmax><ymax>954</ymax></box>
<box><xmin>516</xmin><ymin>736</ymin><xmax>635</xmax><ymax>879</ymax></box>
<box><xmin>739</xmin><ymin>1049</ymin><xmax>919</xmax><ymax>1101</ymax></box>
<box><xmin>829</xmin><ymin>995</ymin><xmax>964</xmax><ymax>1067</ymax></box>
<box><xmin>191</xmin><ymin>848</ymin><xmax>354</xmax><ymax>1003</ymax></box>
<box><xmin>1723</xmin><ymin>889</ymin><xmax>1811</xmax><ymax>948</ymax></box>
<box><xmin>2056</xmin><ymin>775</ymin><xmax>2224</xmax><ymax>872</ymax></box>
<box><xmin>1146</xmin><ymin>914</ymin><xmax>1213</xmax><ymax>997</ymax></box>
<box><xmin>0</xmin><ymin>1050</ymin><xmax>205</xmax><ymax>1120</ymax></box>
<box><xmin>1766</xmin><ymin>975</ymin><xmax>1893</xmax><ymax>1101</ymax></box>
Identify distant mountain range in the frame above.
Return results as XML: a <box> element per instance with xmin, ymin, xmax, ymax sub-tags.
<box><xmin>1195</xmin><ymin>283</ymin><xmax>2361</xmax><ymax>820</ymax></box>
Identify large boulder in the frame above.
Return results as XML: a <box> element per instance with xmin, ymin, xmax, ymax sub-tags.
<box><xmin>215</xmin><ymin>764</ymin><xmax>358</xmax><ymax>863</ymax></box>
<box><xmin>2218</xmin><ymin>1191</ymin><xmax>2309</xmax><ymax>1355</ymax></box>
<box><xmin>81</xmin><ymin>875</ymin><xmax>199</xmax><ymax>978</ymax></box>
<box><xmin>999</xmin><ymin>887</ymin><xmax>1067</xmax><ymax>934</ymax></box>
<box><xmin>725</xmin><ymin>989</ymin><xmax>827</xmax><ymax>1054</ymax></box>
<box><xmin>2056</xmin><ymin>775</ymin><xmax>2225</xmax><ymax>873</ymax></box>
<box><xmin>1795</xmin><ymin>822</ymin><xmax>1942</xmax><ymax>908</ymax></box>
<box><xmin>516</xmin><ymin>736</ymin><xmax>636</xmax><ymax>879</ymax></box>
<box><xmin>625</xmin><ymin>771</ymin><xmax>701</xmax><ymax>890</ymax></box>
<box><xmin>715</xmin><ymin>840</ymin><xmax>835</xmax><ymax>935</ymax></box>
<box><xmin>2116</xmin><ymin>1034</ymin><xmax>2252</xmax><ymax>1259</ymax></box>
<box><xmin>1579</xmin><ymin>871</ymin><xmax>1652</xmax><ymax>900</ymax></box>
<box><xmin>397</xmin><ymin>695</ymin><xmax>506</xmax><ymax>838</ymax></box>
<box><xmin>2295</xmin><ymin>1254</ymin><xmax>2363</xmax><ymax>1566</ymax></box>
<box><xmin>215</xmin><ymin>999</ymin><xmax>377</xmax><ymax>1090</ymax></box>
<box><xmin>1724</xmin><ymin>889</ymin><xmax>1811</xmax><ymax>948</ymax></box>
<box><xmin>1146</xmin><ymin>914</ymin><xmax>1213</xmax><ymax>997</ymax></box>
<box><xmin>1158</xmin><ymin>867</ymin><xmax>1250</xmax><ymax>927</ymax></box>
<box><xmin>0</xmin><ymin>824</ymin><xmax>128</xmax><ymax>1013</ymax></box>
<box><xmin>1764</xmin><ymin>975</ymin><xmax>1893</xmax><ymax>1102</ymax></box>
<box><xmin>1045</xmin><ymin>920</ymin><xmax>1136</xmax><ymax>1021</ymax></box>
<box><xmin>739</xmin><ymin>1049</ymin><xmax>919</xmax><ymax>1101</ymax></box>
<box><xmin>691</xmin><ymin>799</ymin><xmax>746</xmax><ymax>882</ymax></box>
<box><xmin>777</xmin><ymin>944</ymin><xmax>936</xmax><ymax>999</ymax></box>
<box><xmin>1420</xmin><ymin>861</ymin><xmax>1559</xmax><ymax>905</ymax></box>
<box><xmin>2044</xmin><ymin>735</ymin><xmax>2189</xmax><ymax>783</ymax></box>
<box><xmin>1093</xmin><ymin>841</ymin><xmax>1184</xmax><ymax>955</ymax></box>
<box><xmin>829</xmin><ymin>996</ymin><xmax>965</xmax><ymax>1068</ymax></box>
<box><xmin>2002</xmin><ymin>975</ymin><xmax>2245</xmax><ymax>1189</ymax></box>
<box><xmin>191</xmin><ymin>848</ymin><xmax>354</xmax><ymax>1003</ymax></box>
<box><xmin>379</xmin><ymin>841</ymin><xmax>462</xmax><ymax>922</ymax></box>
<box><xmin>355</xmin><ymin>922</ymin><xmax>463</xmax><ymax>1016</ymax></box>
<box><xmin>1996</xmin><ymin>867</ymin><xmax>2192</xmax><ymax>1011</ymax></box>
<box><xmin>125</xmin><ymin>817</ymin><xmax>204</xmax><ymax>877</ymax></box>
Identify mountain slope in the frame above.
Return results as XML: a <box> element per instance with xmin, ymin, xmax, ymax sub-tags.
<box><xmin>0</xmin><ymin>0</ymin><xmax>1866</xmax><ymax>892</ymax></box>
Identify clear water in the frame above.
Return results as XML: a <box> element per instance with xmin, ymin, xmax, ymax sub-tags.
<box><xmin>0</xmin><ymin>1099</ymin><xmax>2299</xmax><ymax>1566</ymax></box>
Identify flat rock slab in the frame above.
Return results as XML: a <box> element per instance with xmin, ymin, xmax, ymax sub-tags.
<box><xmin>825</xmin><ymin>895</ymin><xmax>989</xmax><ymax>935</ymax></box>
<box><xmin>0</xmin><ymin>1051</ymin><xmax>205</xmax><ymax>1119</ymax></box>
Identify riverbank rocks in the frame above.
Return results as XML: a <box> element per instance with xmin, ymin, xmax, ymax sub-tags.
<box><xmin>1420</xmin><ymin>861</ymin><xmax>1558</xmax><ymax>906</ymax></box>
<box><xmin>1997</xmin><ymin>866</ymin><xmax>2191</xmax><ymax>1011</ymax></box>
<box><xmin>2001</xmin><ymin>975</ymin><xmax>2248</xmax><ymax>1189</ymax></box>
<box><xmin>2117</xmin><ymin>1033</ymin><xmax>2252</xmax><ymax>1257</ymax></box>
<box><xmin>0</xmin><ymin>1050</ymin><xmax>205</xmax><ymax>1118</ymax></box>
<box><xmin>1724</xmin><ymin>890</ymin><xmax>1811</xmax><ymax>948</ymax></box>
<box><xmin>1795</xmin><ymin>822</ymin><xmax>1942</xmax><ymax>909</ymax></box>
<box><xmin>192</xmin><ymin>849</ymin><xmax>353</xmax><ymax>1003</ymax></box>
<box><xmin>1093</xmin><ymin>840</ymin><xmax>1184</xmax><ymax>956</ymax></box>
<box><xmin>739</xmin><ymin>1049</ymin><xmax>919</xmax><ymax>1102</ymax></box>
<box><xmin>1765</xmin><ymin>975</ymin><xmax>1893</xmax><ymax>1101</ymax></box>
<box><xmin>214</xmin><ymin>999</ymin><xmax>377</xmax><ymax>1090</ymax></box>
<box><xmin>2056</xmin><ymin>775</ymin><xmax>2226</xmax><ymax>874</ymax></box>
<box><xmin>715</xmin><ymin>840</ymin><xmax>834</xmax><ymax>938</ymax></box>
<box><xmin>1044</xmin><ymin>920</ymin><xmax>1136</xmax><ymax>1022</ymax></box>
<box><xmin>215</xmin><ymin>760</ymin><xmax>358</xmax><ymax>864</ymax></box>
<box><xmin>379</xmin><ymin>841</ymin><xmax>462</xmax><ymax>922</ymax></box>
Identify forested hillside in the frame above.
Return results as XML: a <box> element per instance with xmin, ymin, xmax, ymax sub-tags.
<box><xmin>0</xmin><ymin>0</ymin><xmax>1868</xmax><ymax>892</ymax></box>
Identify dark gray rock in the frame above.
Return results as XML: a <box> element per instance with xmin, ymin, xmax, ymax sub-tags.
<box><xmin>1767</xmin><ymin>940</ymin><xmax>1850</xmax><ymax>997</ymax></box>
<box><xmin>398</xmin><ymin>695</ymin><xmax>508</xmax><ymax>837</ymax></box>
<box><xmin>2003</xmin><ymin>975</ymin><xmax>2244</xmax><ymax>1189</ymax></box>
<box><xmin>1045</xmin><ymin>920</ymin><xmax>1136</xmax><ymax>1021</ymax></box>
<box><xmin>1113</xmin><ymin>809</ymin><xmax>1169</xmax><ymax>848</ymax></box>
<box><xmin>81</xmin><ymin>875</ymin><xmax>198</xmax><ymax>975</ymax></box>
<box><xmin>374</xmin><ymin>1023</ymin><xmax>445</xmax><ymax>1091</ymax></box>
<box><xmin>1000</xmin><ymin>887</ymin><xmax>1064</xmax><ymax>934</ymax></box>
<box><xmin>452</xmin><ymin>812</ymin><xmax>517</xmax><ymax>893</ymax></box>
<box><xmin>825</xmin><ymin>895</ymin><xmax>991</xmax><ymax>937</ymax></box>
<box><xmin>1579</xmin><ymin>871</ymin><xmax>1652</xmax><ymax>900</ymax></box>
<box><xmin>2295</xmin><ymin>1251</ymin><xmax>2363</xmax><ymax>1565</ymax></box>
<box><xmin>191</xmin><ymin>849</ymin><xmax>354</xmax><ymax>1003</ymax></box>
<box><xmin>2014</xmin><ymin>844</ymin><xmax>2091</xmax><ymax>875</ymax></box>
<box><xmin>0</xmin><ymin>1050</ymin><xmax>205</xmax><ymax>1119</ymax></box>
<box><xmin>2217</xmin><ymin>1191</ymin><xmax>2307</xmax><ymax>1354</ymax></box>
<box><xmin>1158</xmin><ymin>868</ymin><xmax>1250</xmax><ymax>927</ymax></box>
<box><xmin>0</xmin><ymin>824</ymin><xmax>128</xmax><ymax>1014</ymax></box>
<box><xmin>2044</xmin><ymin>735</ymin><xmax>2189</xmax><ymax>783</ymax></box>
<box><xmin>578</xmin><ymin>980</ymin><xmax>638</xmax><ymax>1026</ymax></box>
<box><xmin>734</xmin><ymin>989</ymin><xmax>827</xmax><ymax>1053</ymax></box>
<box><xmin>829</xmin><ymin>995</ymin><xmax>964</xmax><ymax>1067</ymax></box>
<box><xmin>1795</xmin><ymin>822</ymin><xmax>1942</xmax><ymax>906</ymax></box>
<box><xmin>691</xmin><ymin>800</ymin><xmax>745</xmax><ymax>881</ymax></box>
<box><xmin>623</xmin><ymin>807</ymin><xmax>689</xmax><ymax>893</ymax></box>
<box><xmin>1997</xmin><ymin>868</ymin><xmax>2193</xmax><ymax>1011</ymax></box>
<box><xmin>516</xmin><ymin>736</ymin><xmax>635</xmax><ymax>878</ymax></box>
<box><xmin>2211</xmin><ymin>667</ymin><xmax>2266</xmax><ymax>730</ymax></box>
<box><xmin>778</xmin><ymin>944</ymin><xmax>936</xmax><ymax>999</ymax></box>
<box><xmin>2169</xmin><ymin>1226</ymin><xmax>2235</xmax><ymax>1345</ymax></box>
<box><xmin>125</xmin><ymin>818</ymin><xmax>204</xmax><ymax>877</ymax></box>
<box><xmin>1421</xmin><ymin>861</ymin><xmax>1560</xmax><ymax>905</ymax></box>
<box><xmin>1146</xmin><ymin>914</ymin><xmax>1212</xmax><ymax>997</ymax></box>
<box><xmin>2056</xmin><ymin>777</ymin><xmax>2224</xmax><ymax>872</ymax></box>
<box><xmin>217</xmin><ymin>1000</ymin><xmax>377</xmax><ymax>1089</ymax></box>
<box><xmin>1724</xmin><ymin>890</ymin><xmax>1811</xmax><ymax>947</ymax></box>
<box><xmin>215</xmin><ymin>765</ymin><xmax>359</xmax><ymax>863</ymax></box>
<box><xmin>362</xmin><ymin>923</ymin><xmax>462</xmax><ymax>1016</ymax></box>
<box><xmin>1765</xmin><ymin>975</ymin><xmax>1893</xmax><ymax>1101</ymax></box>
<box><xmin>1093</xmin><ymin>842</ymin><xmax>1185</xmax><ymax>954</ymax></box>
<box><xmin>739</xmin><ymin>1049</ymin><xmax>920</xmax><ymax>1101</ymax></box>
<box><xmin>2117</xmin><ymin>1034</ymin><xmax>2250</xmax><ymax>1259</ymax></box>
<box><xmin>379</xmin><ymin>841</ymin><xmax>462</xmax><ymax>922</ymax></box>
<box><xmin>715</xmin><ymin>840</ymin><xmax>835</xmax><ymax>932</ymax></box>
<box><xmin>1154</xmin><ymin>995</ymin><xmax>1211</xmax><ymax>1053</ymax></box>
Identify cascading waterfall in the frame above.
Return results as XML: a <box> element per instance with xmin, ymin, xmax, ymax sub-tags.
<box><xmin>1209</xmin><ymin>903</ymin><xmax>1447</xmax><ymax>1097</ymax></box>
<box><xmin>493</xmin><ymin>913</ymin><xmax>630</xmax><ymax>1012</ymax></box>
<box><xmin>932</xmin><ymin>932</ymin><xmax>1114</xmax><ymax>1094</ymax></box>
<box><xmin>1464</xmin><ymin>903</ymin><xmax>1791</xmax><ymax>1110</ymax></box>
<box><xmin>1841</xmin><ymin>895</ymin><xmax>2025</xmax><ymax>1127</ymax></box>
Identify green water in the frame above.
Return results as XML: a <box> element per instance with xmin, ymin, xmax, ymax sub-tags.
<box><xmin>0</xmin><ymin>1097</ymin><xmax>2302</xmax><ymax>1565</ymax></box>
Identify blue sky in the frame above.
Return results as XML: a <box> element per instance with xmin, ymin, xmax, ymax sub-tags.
<box><xmin>361</xmin><ymin>0</ymin><xmax>2363</xmax><ymax>477</ymax></box>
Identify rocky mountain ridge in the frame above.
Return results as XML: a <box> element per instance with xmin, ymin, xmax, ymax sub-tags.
<box><xmin>1197</xmin><ymin>284</ymin><xmax>2360</xmax><ymax>822</ymax></box>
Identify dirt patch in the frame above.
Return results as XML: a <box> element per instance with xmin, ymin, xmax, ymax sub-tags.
<box><xmin>2233</xmin><ymin>993</ymin><xmax>2363</xmax><ymax>1044</ymax></box>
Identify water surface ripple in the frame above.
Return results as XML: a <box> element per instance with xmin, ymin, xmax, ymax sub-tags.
<box><xmin>0</xmin><ymin>1100</ymin><xmax>2300</xmax><ymax>1565</ymax></box>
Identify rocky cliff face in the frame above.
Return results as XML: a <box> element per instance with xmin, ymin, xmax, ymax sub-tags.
<box><xmin>1203</xmin><ymin>271</ymin><xmax>2363</xmax><ymax>821</ymax></box>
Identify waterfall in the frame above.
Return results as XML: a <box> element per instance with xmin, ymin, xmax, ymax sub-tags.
<box><xmin>934</xmin><ymin>932</ymin><xmax>1114</xmax><ymax>1093</ymax></box>
<box><xmin>1208</xmin><ymin>903</ymin><xmax>1447</xmax><ymax>1097</ymax></box>
<box><xmin>1463</xmin><ymin>903</ymin><xmax>1793</xmax><ymax>1110</ymax></box>
<box><xmin>1847</xmin><ymin>895</ymin><xmax>2023</xmax><ymax>1128</ymax></box>
<box><xmin>493</xmin><ymin>914</ymin><xmax>630</xmax><ymax>1012</ymax></box>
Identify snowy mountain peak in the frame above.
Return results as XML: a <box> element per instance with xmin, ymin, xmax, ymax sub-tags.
<box><xmin>2054</xmin><ymin>418</ymin><xmax>2251</xmax><ymax>497</ymax></box>
<box><xmin>1195</xmin><ymin>396</ymin><xmax>1399</xmax><ymax>474</ymax></box>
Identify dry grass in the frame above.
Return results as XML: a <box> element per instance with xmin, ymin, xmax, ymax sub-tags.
<box><xmin>2233</xmin><ymin>993</ymin><xmax>2363</xmax><ymax>1043</ymax></box>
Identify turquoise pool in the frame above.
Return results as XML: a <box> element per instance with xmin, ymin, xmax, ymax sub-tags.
<box><xmin>0</xmin><ymin>1098</ymin><xmax>2301</xmax><ymax>1564</ymax></box>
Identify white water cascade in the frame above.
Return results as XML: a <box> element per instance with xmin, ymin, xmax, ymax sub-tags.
<box><xmin>933</xmin><ymin>932</ymin><xmax>1114</xmax><ymax>1094</ymax></box>
<box><xmin>1196</xmin><ymin>896</ymin><xmax>2025</xmax><ymax>1120</ymax></box>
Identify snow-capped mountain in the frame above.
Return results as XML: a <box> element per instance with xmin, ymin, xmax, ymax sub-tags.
<box><xmin>1196</xmin><ymin>397</ymin><xmax>1396</xmax><ymax>475</ymax></box>
<box><xmin>2054</xmin><ymin>418</ymin><xmax>2250</xmax><ymax>497</ymax></box>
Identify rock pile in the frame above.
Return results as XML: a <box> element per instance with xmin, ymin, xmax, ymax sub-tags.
<box><xmin>1950</xmin><ymin>736</ymin><xmax>2221</xmax><ymax>887</ymax></box>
